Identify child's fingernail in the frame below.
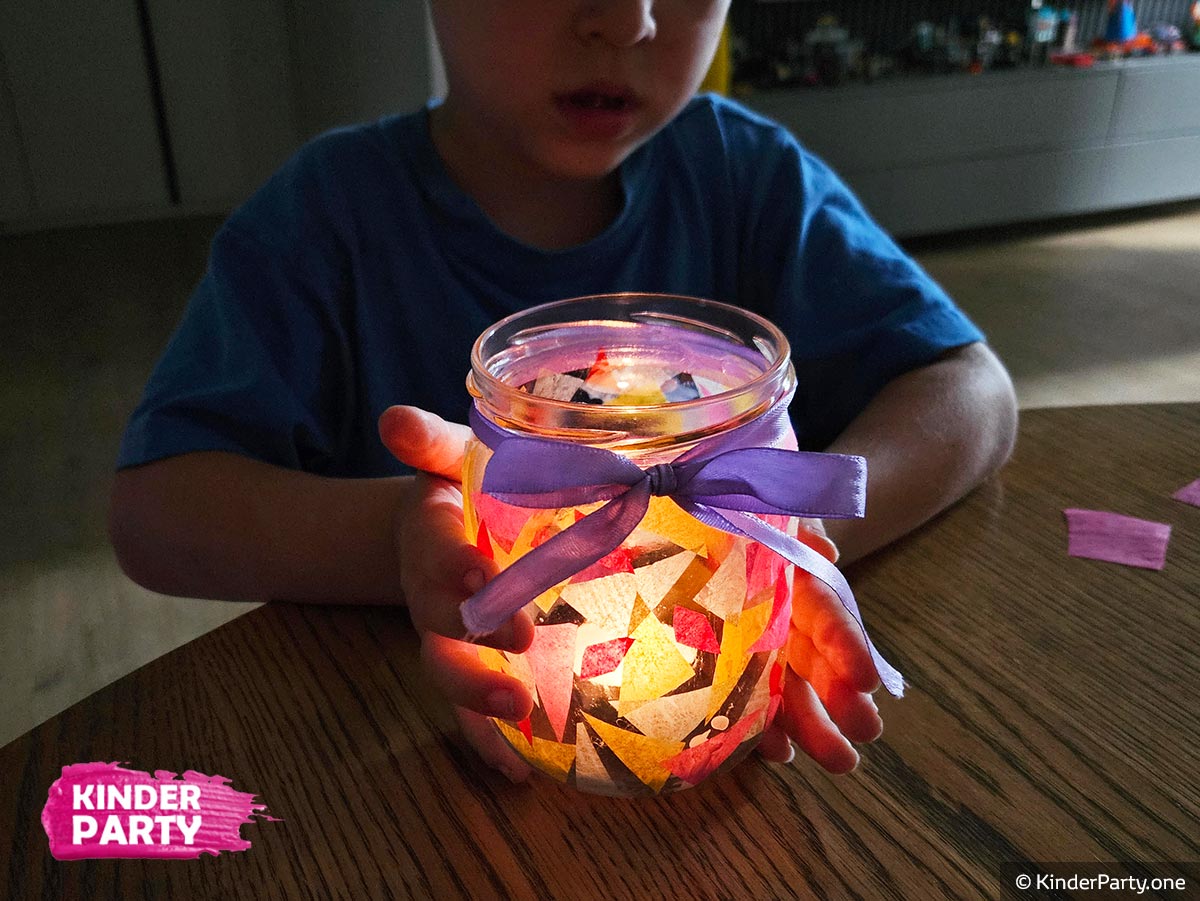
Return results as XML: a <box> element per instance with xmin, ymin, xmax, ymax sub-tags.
<box><xmin>463</xmin><ymin>569</ymin><xmax>486</xmax><ymax>593</ymax></box>
<box><xmin>784</xmin><ymin>741</ymin><xmax>797</xmax><ymax>764</ymax></box>
<box><xmin>486</xmin><ymin>691</ymin><xmax>515</xmax><ymax>719</ymax></box>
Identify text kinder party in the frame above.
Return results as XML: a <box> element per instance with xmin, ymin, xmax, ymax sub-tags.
<box><xmin>71</xmin><ymin>780</ymin><xmax>202</xmax><ymax>847</ymax></box>
<box><xmin>41</xmin><ymin>762</ymin><xmax>274</xmax><ymax>860</ymax></box>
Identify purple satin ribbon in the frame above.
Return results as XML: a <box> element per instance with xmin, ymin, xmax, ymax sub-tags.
<box><xmin>463</xmin><ymin>397</ymin><xmax>904</xmax><ymax>697</ymax></box>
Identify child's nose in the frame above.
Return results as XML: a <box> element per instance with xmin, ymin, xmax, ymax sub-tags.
<box><xmin>574</xmin><ymin>0</ymin><xmax>658</xmax><ymax>47</ymax></box>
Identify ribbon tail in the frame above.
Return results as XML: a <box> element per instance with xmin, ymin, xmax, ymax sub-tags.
<box><xmin>460</xmin><ymin>482</ymin><xmax>652</xmax><ymax>637</ymax></box>
<box><xmin>687</xmin><ymin>504</ymin><xmax>905</xmax><ymax>698</ymax></box>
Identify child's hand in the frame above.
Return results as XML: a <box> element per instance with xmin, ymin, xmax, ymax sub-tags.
<box><xmin>756</xmin><ymin>521</ymin><xmax>885</xmax><ymax>774</ymax></box>
<box><xmin>379</xmin><ymin>405</ymin><xmax>535</xmax><ymax>782</ymax></box>
<box><xmin>378</xmin><ymin>410</ymin><xmax>881</xmax><ymax>778</ymax></box>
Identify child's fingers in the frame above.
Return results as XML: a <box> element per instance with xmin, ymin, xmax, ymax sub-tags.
<box><xmin>821</xmin><ymin>680</ymin><xmax>883</xmax><ymax>744</ymax></box>
<box><xmin>788</xmin><ymin>635</ymin><xmax>883</xmax><ymax>744</ymax></box>
<box><xmin>379</xmin><ymin>405</ymin><xmax>472</xmax><ymax>481</ymax></box>
<box><xmin>408</xmin><ymin>569</ymin><xmax>534</xmax><ymax>653</ymax></box>
<box><xmin>410</xmin><ymin>581</ymin><xmax>534</xmax><ymax>652</ymax></box>
<box><xmin>787</xmin><ymin>632</ymin><xmax>850</xmax><ymax>707</ymax></box>
<box><xmin>790</xmin><ymin>572</ymin><xmax>881</xmax><ymax>693</ymax></box>
<box><xmin>796</xmin><ymin>518</ymin><xmax>839</xmax><ymax>563</ymax></box>
<box><xmin>790</xmin><ymin>521</ymin><xmax>878</xmax><ymax>693</ymax></box>
<box><xmin>755</xmin><ymin>721</ymin><xmax>796</xmax><ymax>764</ymax></box>
<box><xmin>400</xmin><ymin>475</ymin><xmax>533</xmax><ymax>651</ymax></box>
<box><xmin>422</xmin><ymin>632</ymin><xmax>535</xmax><ymax>722</ymax></box>
<box><xmin>454</xmin><ymin>707</ymin><xmax>532</xmax><ymax>783</ymax></box>
<box><xmin>776</xmin><ymin>675</ymin><xmax>860</xmax><ymax>775</ymax></box>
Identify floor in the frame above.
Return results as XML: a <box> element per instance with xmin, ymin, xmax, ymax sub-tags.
<box><xmin>2</xmin><ymin>202</ymin><xmax>1198</xmax><ymax>748</ymax></box>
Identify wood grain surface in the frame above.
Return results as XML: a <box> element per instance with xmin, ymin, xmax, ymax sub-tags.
<box><xmin>3</xmin><ymin>404</ymin><xmax>1198</xmax><ymax>900</ymax></box>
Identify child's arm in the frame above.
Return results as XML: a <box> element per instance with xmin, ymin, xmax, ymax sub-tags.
<box><xmin>821</xmin><ymin>341</ymin><xmax>1018</xmax><ymax>564</ymax></box>
<box><xmin>110</xmin><ymin>452</ymin><xmax>412</xmax><ymax>605</ymax></box>
<box><xmin>109</xmin><ymin>409</ymin><xmax>537</xmax><ymax>779</ymax></box>
<box><xmin>758</xmin><ymin>340</ymin><xmax>1016</xmax><ymax>771</ymax></box>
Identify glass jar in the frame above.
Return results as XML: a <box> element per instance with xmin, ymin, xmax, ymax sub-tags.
<box><xmin>463</xmin><ymin>293</ymin><xmax>799</xmax><ymax>796</ymax></box>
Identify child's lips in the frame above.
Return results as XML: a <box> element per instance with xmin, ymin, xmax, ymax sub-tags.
<box><xmin>553</xmin><ymin>83</ymin><xmax>643</xmax><ymax>140</ymax></box>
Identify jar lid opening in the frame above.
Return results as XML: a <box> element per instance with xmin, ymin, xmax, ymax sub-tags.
<box><xmin>469</xmin><ymin>294</ymin><xmax>795</xmax><ymax>448</ymax></box>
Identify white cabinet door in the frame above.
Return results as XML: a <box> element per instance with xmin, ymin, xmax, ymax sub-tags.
<box><xmin>0</xmin><ymin>58</ymin><xmax>34</xmax><ymax>221</ymax></box>
<box><xmin>147</xmin><ymin>0</ymin><xmax>298</xmax><ymax>209</ymax></box>
<box><xmin>146</xmin><ymin>1</ymin><xmax>434</xmax><ymax>212</ymax></box>
<box><xmin>286</xmin><ymin>1</ymin><xmax>432</xmax><ymax>140</ymax></box>
<box><xmin>0</xmin><ymin>1</ymin><xmax>168</xmax><ymax>218</ymax></box>
<box><xmin>749</xmin><ymin>70</ymin><xmax>1119</xmax><ymax>177</ymax></box>
<box><xmin>1108</xmin><ymin>57</ymin><xmax>1200</xmax><ymax>140</ymax></box>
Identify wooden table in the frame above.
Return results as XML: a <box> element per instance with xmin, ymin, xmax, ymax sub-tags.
<box><xmin>3</xmin><ymin>405</ymin><xmax>1198</xmax><ymax>899</ymax></box>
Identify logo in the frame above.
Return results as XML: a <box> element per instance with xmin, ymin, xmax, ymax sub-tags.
<box><xmin>41</xmin><ymin>762</ymin><xmax>277</xmax><ymax>860</ymax></box>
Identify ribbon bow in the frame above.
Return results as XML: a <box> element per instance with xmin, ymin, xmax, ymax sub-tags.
<box><xmin>463</xmin><ymin>396</ymin><xmax>903</xmax><ymax>697</ymax></box>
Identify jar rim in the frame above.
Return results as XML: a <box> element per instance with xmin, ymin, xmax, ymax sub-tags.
<box><xmin>468</xmin><ymin>293</ymin><xmax>795</xmax><ymax>446</ymax></box>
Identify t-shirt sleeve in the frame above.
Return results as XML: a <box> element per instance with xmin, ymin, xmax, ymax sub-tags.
<box><xmin>738</xmin><ymin>125</ymin><xmax>985</xmax><ymax>450</ymax></box>
<box><xmin>117</xmin><ymin>218</ymin><xmax>352</xmax><ymax>473</ymax></box>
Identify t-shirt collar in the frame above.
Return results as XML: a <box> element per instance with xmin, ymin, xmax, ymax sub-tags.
<box><xmin>402</xmin><ymin>99</ymin><xmax>652</xmax><ymax>292</ymax></box>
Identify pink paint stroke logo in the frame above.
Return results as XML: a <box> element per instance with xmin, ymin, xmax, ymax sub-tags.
<box><xmin>41</xmin><ymin>762</ymin><xmax>278</xmax><ymax>860</ymax></box>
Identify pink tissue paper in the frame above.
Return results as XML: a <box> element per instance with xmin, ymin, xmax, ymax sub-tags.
<box><xmin>1063</xmin><ymin>508</ymin><xmax>1171</xmax><ymax>571</ymax></box>
<box><xmin>1172</xmin><ymin>478</ymin><xmax>1200</xmax><ymax>508</ymax></box>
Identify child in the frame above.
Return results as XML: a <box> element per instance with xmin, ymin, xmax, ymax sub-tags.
<box><xmin>109</xmin><ymin>1</ymin><xmax>1017</xmax><ymax>781</ymax></box>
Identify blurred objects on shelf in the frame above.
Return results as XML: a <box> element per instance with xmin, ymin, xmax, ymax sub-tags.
<box><xmin>974</xmin><ymin>17</ymin><xmax>1006</xmax><ymax>70</ymax></box>
<box><xmin>804</xmin><ymin>15</ymin><xmax>864</xmax><ymax>86</ymax></box>
<box><xmin>1045</xmin><ymin>11</ymin><xmax>1096</xmax><ymax>65</ymax></box>
<box><xmin>1149</xmin><ymin>22</ymin><xmax>1187</xmax><ymax>50</ymax></box>
<box><xmin>1059</xmin><ymin>11</ymin><xmax>1082</xmax><ymax>51</ymax></box>
<box><xmin>728</xmin><ymin>0</ymin><xmax>1199</xmax><ymax>93</ymax></box>
<box><xmin>1050</xmin><ymin>50</ymin><xmax>1098</xmax><ymax>64</ymax></box>
<box><xmin>1027</xmin><ymin>1</ymin><xmax>1062</xmax><ymax>65</ymax></box>
<box><xmin>901</xmin><ymin>18</ymin><xmax>973</xmax><ymax>73</ymax></box>
<box><xmin>729</xmin><ymin>15</ymin><xmax>870</xmax><ymax>88</ymax></box>
<box><xmin>1104</xmin><ymin>0</ymin><xmax>1139</xmax><ymax>42</ymax></box>
<box><xmin>1089</xmin><ymin>0</ymin><xmax>1189</xmax><ymax>57</ymax></box>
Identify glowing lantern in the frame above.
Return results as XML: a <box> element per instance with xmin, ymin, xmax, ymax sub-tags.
<box><xmin>461</xmin><ymin>294</ymin><xmax>860</xmax><ymax>795</ymax></box>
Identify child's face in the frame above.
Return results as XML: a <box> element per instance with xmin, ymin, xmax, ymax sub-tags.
<box><xmin>430</xmin><ymin>0</ymin><xmax>731</xmax><ymax>181</ymax></box>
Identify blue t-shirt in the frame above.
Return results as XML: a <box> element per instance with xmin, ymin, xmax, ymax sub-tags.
<box><xmin>118</xmin><ymin>94</ymin><xmax>983</xmax><ymax>476</ymax></box>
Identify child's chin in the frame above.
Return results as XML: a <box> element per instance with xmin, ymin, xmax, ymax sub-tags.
<box><xmin>543</xmin><ymin>144</ymin><xmax>638</xmax><ymax>182</ymax></box>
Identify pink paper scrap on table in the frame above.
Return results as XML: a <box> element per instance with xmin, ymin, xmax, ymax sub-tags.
<box><xmin>41</xmin><ymin>762</ymin><xmax>277</xmax><ymax>860</ymax></box>
<box><xmin>1063</xmin><ymin>508</ymin><xmax>1172</xmax><ymax>571</ymax></box>
<box><xmin>1172</xmin><ymin>478</ymin><xmax>1200</xmax><ymax>508</ymax></box>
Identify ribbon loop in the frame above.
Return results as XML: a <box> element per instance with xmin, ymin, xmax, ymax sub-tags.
<box><xmin>463</xmin><ymin>396</ymin><xmax>904</xmax><ymax>698</ymax></box>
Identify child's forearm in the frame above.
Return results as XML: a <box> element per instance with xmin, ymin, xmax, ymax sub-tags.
<box><xmin>109</xmin><ymin>451</ymin><xmax>413</xmax><ymax>604</ymax></box>
<box><xmin>821</xmin><ymin>342</ymin><xmax>1017</xmax><ymax>564</ymax></box>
